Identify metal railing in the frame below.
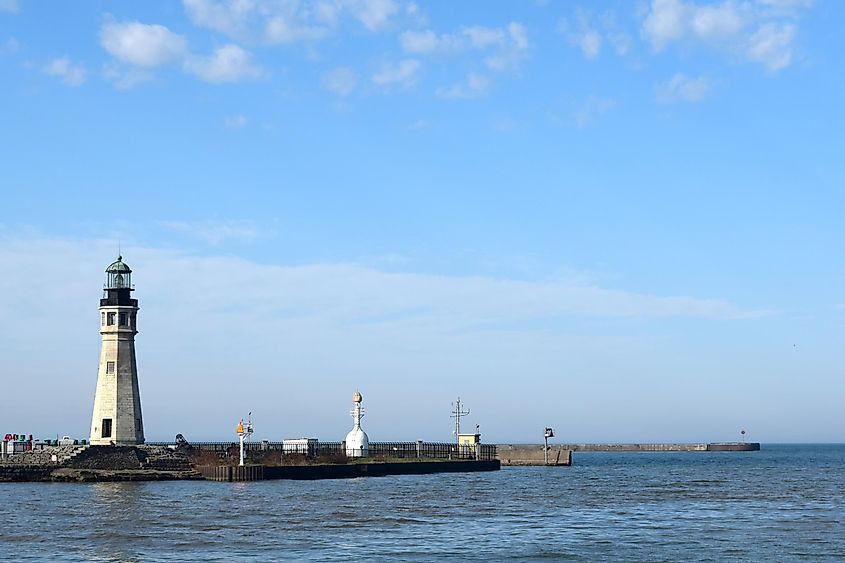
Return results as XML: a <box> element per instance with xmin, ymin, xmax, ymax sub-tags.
<box><xmin>147</xmin><ymin>441</ymin><xmax>497</xmax><ymax>461</ymax></box>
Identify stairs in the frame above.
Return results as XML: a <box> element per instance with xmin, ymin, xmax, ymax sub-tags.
<box><xmin>139</xmin><ymin>446</ymin><xmax>195</xmax><ymax>472</ymax></box>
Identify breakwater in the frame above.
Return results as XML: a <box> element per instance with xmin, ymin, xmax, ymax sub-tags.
<box><xmin>198</xmin><ymin>460</ymin><xmax>501</xmax><ymax>481</ymax></box>
<box><xmin>550</xmin><ymin>442</ymin><xmax>760</xmax><ymax>452</ymax></box>
<box><xmin>496</xmin><ymin>444</ymin><xmax>572</xmax><ymax>466</ymax></box>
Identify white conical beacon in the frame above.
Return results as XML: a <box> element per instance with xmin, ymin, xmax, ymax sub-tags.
<box><xmin>345</xmin><ymin>390</ymin><xmax>369</xmax><ymax>457</ymax></box>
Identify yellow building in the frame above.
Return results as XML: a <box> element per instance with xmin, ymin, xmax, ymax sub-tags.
<box><xmin>457</xmin><ymin>432</ymin><xmax>480</xmax><ymax>447</ymax></box>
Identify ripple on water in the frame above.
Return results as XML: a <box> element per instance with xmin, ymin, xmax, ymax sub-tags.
<box><xmin>2</xmin><ymin>445</ymin><xmax>844</xmax><ymax>561</ymax></box>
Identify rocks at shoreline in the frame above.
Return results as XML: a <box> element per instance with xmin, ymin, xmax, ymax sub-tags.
<box><xmin>0</xmin><ymin>445</ymin><xmax>201</xmax><ymax>482</ymax></box>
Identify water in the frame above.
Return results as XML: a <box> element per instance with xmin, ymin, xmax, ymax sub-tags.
<box><xmin>1</xmin><ymin>445</ymin><xmax>843</xmax><ymax>561</ymax></box>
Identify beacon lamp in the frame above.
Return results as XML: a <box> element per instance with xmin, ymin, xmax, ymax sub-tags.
<box><xmin>543</xmin><ymin>427</ymin><xmax>555</xmax><ymax>465</ymax></box>
<box><xmin>237</xmin><ymin>414</ymin><xmax>253</xmax><ymax>467</ymax></box>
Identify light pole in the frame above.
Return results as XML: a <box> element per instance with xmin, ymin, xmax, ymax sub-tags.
<box><xmin>451</xmin><ymin>397</ymin><xmax>470</xmax><ymax>446</ymax></box>
<box><xmin>237</xmin><ymin>413</ymin><xmax>253</xmax><ymax>467</ymax></box>
<box><xmin>543</xmin><ymin>427</ymin><xmax>555</xmax><ymax>465</ymax></box>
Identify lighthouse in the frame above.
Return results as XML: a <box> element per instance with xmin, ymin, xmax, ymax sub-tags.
<box><xmin>89</xmin><ymin>256</ymin><xmax>144</xmax><ymax>445</ymax></box>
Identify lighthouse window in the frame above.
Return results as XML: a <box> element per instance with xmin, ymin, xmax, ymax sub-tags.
<box><xmin>106</xmin><ymin>361</ymin><xmax>115</xmax><ymax>374</ymax></box>
<box><xmin>119</xmin><ymin>313</ymin><xmax>127</xmax><ymax>326</ymax></box>
<box><xmin>101</xmin><ymin>418</ymin><xmax>112</xmax><ymax>438</ymax></box>
<box><xmin>101</xmin><ymin>312</ymin><xmax>105</xmax><ymax>326</ymax></box>
<box><xmin>107</xmin><ymin>312</ymin><xmax>116</xmax><ymax>326</ymax></box>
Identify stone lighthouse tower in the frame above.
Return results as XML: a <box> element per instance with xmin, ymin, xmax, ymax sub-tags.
<box><xmin>89</xmin><ymin>256</ymin><xmax>144</xmax><ymax>445</ymax></box>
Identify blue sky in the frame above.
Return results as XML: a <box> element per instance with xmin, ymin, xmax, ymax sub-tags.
<box><xmin>1</xmin><ymin>0</ymin><xmax>843</xmax><ymax>443</ymax></box>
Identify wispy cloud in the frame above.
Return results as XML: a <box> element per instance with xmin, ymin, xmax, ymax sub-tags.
<box><xmin>436</xmin><ymin>72</ymin><xmax>490</xmax><ymax>99</ymax></box>
<box><xmin>641</xmin><ymin>0</ymin><xmax>807</xmax><ymax>71</ymax></box>
<box><xmin>747</xmin><ymin>23</ymin><xmax>795</xmax><ymax>71</ymax></box>
<box><xmin>372</xmin><ymin>59</ymin><xmax>420</xmax><ymax>88</ymax></box>
<box><xmin>100</xmin><ymin>20</ymin><xmax>188</xmax><ymax>67</ymax></box>
<box><xmin>183</xmin><ymin>44</ymin><xmax>264</xmax><ymax>83</ymax></box>
<box><xmin>399</xmin><ymin>21</ymin><xmax>529</xmax><ymax>72</ymax></box>
<box><xmin>43</xmin><ymin>56</ymin><xmax>86</xmax><ymax>86</ymax></box>
<box><xmin>0</xmin><ymin>0</ymin><xmax>19</xmax><ymax>13</ymax></box>
<box><xmin>0</xmin><ymin>234</ymin><xmax>774</xmax><ymax>441</ymax></box>
<box><xmin>224</xmin><ymin>114</ymin><xmax>248</xmax><ymax>128</ymax></box>
<box><xmin>322</xmin><ymin>66</ymin><xmax>358</xmax><ymax>96</ymax></box>
<box><xmin>160</xmin><ymin>220</ymin><xmax>267</xmax><ymax>244</ymax></box>
<box><xmin>182</xmin><ymin>0</ymin><xmax>400</xmax><ymax>45</ymax></box>
<box><xmin>572</xmin><ymin>96</ymin><xmax>615</xmax><ymax>127</ymax></box>
<box><xmin>558</xmin><ymin>9</ymin><xmax>632</xmax><ymax>60</ymax></box>
<box><xmin>656</xmin><ymin>73</ymin><xmax>713</xmax><ymax>103</ymax></box>
<box><xmin>1</xmin><ymin>37</ymin><xmax>18</xmax><ymax>55</ymax></box>
<box><xmin>99</xmin><ymin>19</ymin><xmax>263</xmax><ymax>86</ymax></box>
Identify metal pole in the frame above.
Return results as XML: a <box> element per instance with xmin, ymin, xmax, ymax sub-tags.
<box><xmin>451</xmin><ymin>397</ymin><xmax>470</xmax><ymax>446</ymax></box>
<box><xmin>544</xmin><ymin>434</ymin><xmax>549</xmax><ymax>465</ymax></box>
<box><xmin>239</xmin><ymin>433</ymin><xmax>245</xmax><ymax>466</ymax></box>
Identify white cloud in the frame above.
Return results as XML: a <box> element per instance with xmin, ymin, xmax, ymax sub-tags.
<box><xmin>183</xmin><ymin>0</ymin><xmax>398</xmax><ymax>45</ymax></box>
<box><xmin>463</xmin><ymin>25</ymin><xmax>506</xmax><ymax>49</ymax></box>
<box><xmin>436</xmin><ymin>72</ymin><xmax>490</xmax><ymax>99</ymax></box>
<box><xmin>0</xmin><ymin>0</ymin><xmax>18</xmax><ymax>13</ymax></box>
<box><xmin>0</xmin><ymin>235</ymin><xmax>777</xmax><ymax>442</ymax></box>
<box><xmin>756</xmin><ymin>0</ymin><xmax>814</xmax><ymax>14</ymax></box>
<box><xmin>264</xmin><ymin>13</ymin><xmax>328</xmax><ymax>44</ymax></box>
<box><xmin>399</xmin><ymin>22</ymin><xmax>529</xmax><ymax>72</ymax></box>
<box><xmin>559</xmin><ymin>10</ymin><xmax>603</xmax><ymax>60</ymax></box>
<box><xmin>1</xmin><ymin>36</ymin><xmax>19</xmax><ymax>55</ymax></box>
<box><xmin>577</xmin><ymin>30</ymin><xmax>603</xmax><ymax>59</ymax></box>
<box><xmin>641</xmin><ymin>0</ymin><xmax>807</xmax><ymax>71</ymax></box>
<box><xmin>484</xmin><ymin>22</ymin><xmax>529</xmax><ymax>72</ymax></box>
<box><xmin>656</xmin><ymin>73</ymin><xmax>713</xmax><ymax>103</ymax></box>
<box><xmin>103</xmin><ymin>63</ymin><xmax>154</xmax><ymax>89</ymax></box>
<box><xmin>559</xmin><ymin>10</ymin><xmax>634</xmax><ymax>60</ymax></box>
<box><xmin>182</xmin><ymin>0</ymin><xmax>255</xmax><ymax>38</ymax></box>
<box><xmin>160</xmin><ymin>220</ymin><xmax>264</xmax><ymax>244</ymax></box>
<box><xmin>691</xmin><ymin>3</ymin><xmax>746</xmax><ymax>41</ymax></box>
<box><xmin>100</xmin><ymin>18</ymin><xmax>262</xmax><ymax>86</ymax></box>
<box><xmin>372</xmin><ymin>59</ymin><xmax>420</xmax><ymax>88</ymax></box>
<box><xmin>399</xmin><ymin>29</ymin><xmax>455</xmax><ymax>54</ymax></box>
<box><xmin>345</xmin><ymin>0</ymin><xmax>398</xmax><ymax>31</ymax></box>
<box><xmin>747</xmin><ymin>23</ymin><xmax>795</xmax><ymax>70</ymax></box>
<box><xmin>183</xmin><ymin>44</ymin><xmax>264</xmax><ymax>83</ymax></box>
<box><xmin>44</xmin><ymin>57</ymin><xmax>87</xmax><ymax>87</ymax></box>
<box><xmin>322</xmin><ymin>66</ymin><xmax>358</xmax><ymax>96</ymax></box>
<box><xmin>224</xmin><ymin>114</ymin><xmax>248</xmax><ymax>128</ymax></box>
<box><xmin>572</xmin><ymin>97</ymin><xmax>615</xmax><ymax>127</ymax></box>
<box><xmin>643</xmin><ymin>0</ymin><xmax>688</xmax><ymax>50</ymax></box>
<box><xmin>100</xmin><ymin>20</ymin><xmax>188</xmax><ymax>67</ymax></box>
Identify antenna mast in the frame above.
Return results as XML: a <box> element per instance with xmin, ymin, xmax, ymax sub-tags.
<box><xmin>451</xmin><ymin>397</ymin><xmax>470</xmax><ymax>445</ymax></box>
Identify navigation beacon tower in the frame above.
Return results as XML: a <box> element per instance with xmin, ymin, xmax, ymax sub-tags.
<box><xmin>89</xmin><ymin>256</ymin><xmax>144</xmax><ymax>445</ymax></box>
<box><xmin>345</xmin><ymin>390</ymin><xmax>369</xmax><ymax>457</ymax></box>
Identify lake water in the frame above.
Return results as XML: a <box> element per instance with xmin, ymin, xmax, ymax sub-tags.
<box><xmin>1</xmin><ymin>445</ymin><xmax>843</xmax><ymax>561</ymax></box>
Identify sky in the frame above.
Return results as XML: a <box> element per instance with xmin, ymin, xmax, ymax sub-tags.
<box><xmin>1</xmin><ymin>0</ymin><xmax>843</xmax><ymax>444</ymax></box>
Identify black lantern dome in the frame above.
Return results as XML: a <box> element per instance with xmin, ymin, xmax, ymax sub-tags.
<box><xmin>105</xmin><ymin>256</ymin><xmax>133</xmax><ymax>289</ymax></box>
<box><xmin>101</xmin><ymin>256</ymin><xmax>137</xmax><ymax>306</ymax></box>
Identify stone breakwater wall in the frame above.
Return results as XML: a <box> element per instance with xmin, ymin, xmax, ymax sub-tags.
<box><xmin>0</xmin><ymin>445</ymin><xmax>201</xmax><ymax>482</ymax></box>
<box><xmin>551</xmin><ymin>443</ymin><xmax>760</xmax><ymax>452</ymax></box>
<box><xmin>561</xmin><ymin>443</ymin><xmax>708</xmax><ymax>452</ymax></box>
<box><xmin>198</xmin><ymin>460</ymin><xmax>502</xmax><ymax>481</ymax></box>
<box><xmin>496</xmin><ymin>445</ymin><xmax>573</xmax><ymax>466</ymax></box>
<box><xmin>0</xmin><ymin>465</ymin><xmax>55</xmax><ymax>482</ymax></box>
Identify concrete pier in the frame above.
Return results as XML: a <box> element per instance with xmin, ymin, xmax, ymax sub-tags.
<box><xmin>197</xmin><ymin>460</ymin><xmax>501</xmax><ymax>481</ymax></box>
<box><xmin>538</xmin><ymin>442</ymin><xmax>760</xmax><ymax>452</ymax></box>
<box><xmin>496</xmin><ymin>444</ymin><xmax>572</xmax><ymax>466</ymax></box>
